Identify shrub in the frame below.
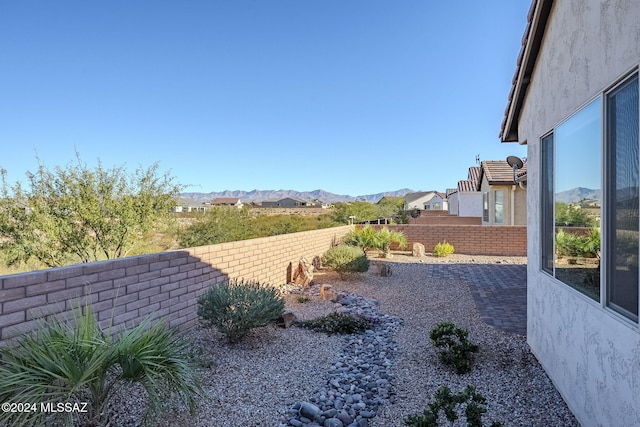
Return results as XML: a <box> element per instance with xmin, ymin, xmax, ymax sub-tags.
<box><xmin>197</xmin><ymin>278</ymin><xmax>285</xmax><ymax>342</ymax></box>
<box><xmin>322</xmin><ymin>244</ymin><xmax>370</xmax><ymax>277</ymax></box>
<box><xmin>343</xmin><ymin>226</ymin><xmax>408</xmax><ymax>257</ymax></box>
<box><xmin>404</xmin><ymin>385</ymin><xmax>502</xmax><ymax>427</ymax></box>
<box><xmin>556</xmin><ymin>228</ymin><xmax>600</xmax><ymax>258</ymax></box>
<box><xmin>300</xmin><ymin>312</ymin><xmax>373</xmax><ymax>335</ymax></box>
<box><xmin>433</xmin><ymin>241</ymin><xmax>455</xmax><ymax>257</ymax></box>
<box><xmin>429</xmin><ymin>322</ymin><xmax>479</xmax><ymax>374</ymax></box>
<box><xmin>0</xmin><ymin>302</ymin><xmax>205</xmax><ymax>427</ymax></box>
<box><xmin>296</xmin><ymin>295</ymin><xmax>311</xmax><ymax>303</ymax></box>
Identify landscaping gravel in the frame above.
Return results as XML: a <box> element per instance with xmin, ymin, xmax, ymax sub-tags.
<box><xmin>107</xmin><ymin>253</ymin><xmax>579</xmax><ymax>427</ymax></box>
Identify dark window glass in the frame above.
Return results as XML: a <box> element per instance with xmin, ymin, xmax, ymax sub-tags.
<box><xmin>606</xmin><ymin>75</ymin><xmax>639</xmax><ymax>320</ymax></box>
<box><xmin>541</xmin><ymin>133</ymin><xmax>555</xmax><ymax>274</ymax></box>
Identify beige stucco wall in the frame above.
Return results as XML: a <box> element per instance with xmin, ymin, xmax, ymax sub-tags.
<box><xmin>479</xmin><ymin>177</ymin><xmax>526</xmax><ymax>226</ymax></box>
<box><xmin>516</xmin><ymin>1</ymin><xmax>640</xmax><ymax>426</ymax></box>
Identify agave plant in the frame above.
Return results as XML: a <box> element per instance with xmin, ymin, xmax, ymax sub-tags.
<box><xmin>0</xmin><ymin>302</ymin><xmax>206</xmax><ymax>427</ymax></box>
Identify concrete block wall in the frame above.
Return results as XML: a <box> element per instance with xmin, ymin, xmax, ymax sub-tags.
<box><xmin>376</xmin><ymin>224</ymin><xmax>527</xmax><ymax>256</ymax></box>
<box><xmin>0</xmin><ymin>225</ymin><xmax>352</xmax><ymax>344</ymax></box>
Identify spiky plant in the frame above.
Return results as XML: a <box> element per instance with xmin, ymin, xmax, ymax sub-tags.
<box><xmin>0</xmin><ymin>302</ymin><xmax>206</xmax><ymax>427</ymax></box>
<box><xmin>197</xmin><ymin>278</ymin><xmax>285</xmax><ymax>343</ymax></box>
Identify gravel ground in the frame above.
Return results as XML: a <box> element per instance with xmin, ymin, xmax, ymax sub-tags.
<box><xmin>105</xmin><ymin>253</ymin><xmax>579</xmax><ymax>427</ymax></box>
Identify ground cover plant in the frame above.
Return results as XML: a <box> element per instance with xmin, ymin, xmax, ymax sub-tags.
<box><xmin>322</xmin><ymin>244</ymin><xmax>370</xmax><ymax>278</ymax></box>
<box><xmin>404</xmin><ymin>385</ymin><xmax>503</xmax><ymax>427</ymax></box>
<box><xmin>0</xmin><ymin>302</ymin><xmax>204</xmax><ymax>427</ymax></box>
<box><xmin>299</xmin><ymin>312</ymin><xmax>373</xmax><ymax>335</ymax></box>
<box><xmin>197</xmin><ymin>278</ymin><xmax>285</xmax><ymax>343</ymax></box>
<box><xmin>429</xmin><ymin>322</ymin><xmax>479</xmax><ymax>374</ymax></box>
<box><xmin>433</xmin><ymin>241</ymin><xmax>455</xmax><ymax>257</ymax></box>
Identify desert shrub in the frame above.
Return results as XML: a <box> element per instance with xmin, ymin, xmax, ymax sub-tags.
<box><xmin>429</xmin><ymin>322</ymin><xmax>479</xmax><ymax>374</ymax></box>
<box><xmin>300</xmin><ymin>312</ymin><xmax>372</xmax><ymax>335</ymax></box>
<box><xmin>556</xmin><ymin>228</ymin><xmax>600</xmax><ymax>258</ymax></box>
<box><xmin>343</xmin><ymin>226</ymin><xmax>379</xmax><ymax>252</ymax></box>
<box><xmin>433</xmin><ymin>241</ymin><xmax>455</xmax><ymax>257</ymax></box>
<box><xmin>296</xmin><ymin>295</ymin><xmax>311</xmax><ymax>303</ymax></box>
<box><xmin>0</xmin><ymin>302</ymin><xmax>205</xmax><ymax>427</ymax></box>
<box><xmin>322</xmin><ymin>244</ymin><xmax>370</xmax><ymax>277</ymax></box>
<box><xmin>343</xmin><ymin>226</ymin><xmax>407</xmax><ymax>257</ymax></box>
<box><xmin>197</xmin><ymin>278</ymin><xmax>285</xmax><ymax>342</ymax></box>
<box><xmin>404</xmin><ymin>385</ymin><xmax>502</xmax><ymax>427</ymax></box>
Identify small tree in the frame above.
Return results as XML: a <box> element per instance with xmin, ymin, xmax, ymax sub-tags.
<box><xmin>0</xmin><ymin>154</ymin><xmax>182</xmax><ymax>267</ymax></box>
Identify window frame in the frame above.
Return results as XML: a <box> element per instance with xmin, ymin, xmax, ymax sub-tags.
<box><xmin>539</xmin><ymin>70</ymin><xmax>640</xmax><ymax>324</ymax></box>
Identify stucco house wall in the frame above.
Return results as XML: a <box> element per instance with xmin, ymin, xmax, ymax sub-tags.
<box><xmin>505</xmin><ymin>1</ymin><xmax>640</xmax><ymax>426</ymax></box>
<box><xmin>479</xmin><ymin>178</ymin><xmax>526</xmax><ymax>226</ymax></box>
<box><xmin>448</xmin><ymin>192</ymin><xmax>459</xmax><ymax>215</ymax></box>
<box><xmin>457</xmin><ymin>192</ymin><xmax>483</xmax><ymax>218</ymax></box>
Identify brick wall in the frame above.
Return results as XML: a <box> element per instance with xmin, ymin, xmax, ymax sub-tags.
<box><xmin>0</xmin><ymin>225</ymin><xmax>352</xmax><ymax>344</ymax></box>
<box><xmin>409</xmin><ymin>215</ymin><xmax>482</xmax><ymax>225</ymax></box>
<box><xmin>375</xmin><ymin>224</ymin><xmax>527</xmax><ymax>256</ymax></box>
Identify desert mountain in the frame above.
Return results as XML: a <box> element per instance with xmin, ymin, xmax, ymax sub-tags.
<box><xmin>180</xmin><ymin>188</ymin><xmax>415</xmax><ymax>204</ymax></box>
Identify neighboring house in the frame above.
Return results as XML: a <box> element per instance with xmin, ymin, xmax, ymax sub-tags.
<box><xmin>404</xmin><ymin>191</ymin><xmax>447</xmax><ymax>211</ymax></box>
<box><xmin>171</xmin><ymin>197</ymin><xmax>208</xmax><ymax>213</ymax></box>
<box><xmin>212</xmin><ymin>198</ymin><xmax>243</xmax><ymax>208</ymax></box>
<box><xmin>500</xmin><ymin>1</ymin><xmax>640</xmax><ymax>426</ymax></box>
<box><xmin>448</xmin><ymin>166</ymin><xmax>483</xmax><ymax>217</ymax></box>
<box><xmin>261</xmin><ymin>198</ymin><xmax>312</xmax><ymax>208</ymax></box>
<box><xmin>478</xmin><ymin>160</ymin><xmax>526</xmax><ymax>225</ymax></box>
<box><xmin>424</xmin><ymin>192</ymin><xmax>448</xmax><ymax>211</ymax></box>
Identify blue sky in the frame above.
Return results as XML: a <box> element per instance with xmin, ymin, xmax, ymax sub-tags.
<box><xmin>1</xmin><ymin>1</ymin><xmax>530</xmax><ymax>196</ymax></box>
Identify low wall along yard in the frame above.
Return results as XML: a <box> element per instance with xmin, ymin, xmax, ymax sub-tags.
<box><xmin>0</xmin><ymin>225</ymin><xmax>353</xmax><ymax>344</ymax></box>
<box><xmin>0</xmin><ymin>223</ymin><xmax>526</xmax><ymax>344</ymax></box>
<box><xmin>375</xmin><ymin>224</ymin><xmax>527</xmax><ymax>256</ymax></box>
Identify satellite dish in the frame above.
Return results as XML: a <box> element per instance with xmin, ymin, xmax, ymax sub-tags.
<box><xmin>506</xmin><ymin>155</ymin><xmax>524</xmax><ymax>183</ymax></box>
<box><xmin>506</xmin><ymin>155</ymin><xmax>524</xmax><ymax>169</ymax></box>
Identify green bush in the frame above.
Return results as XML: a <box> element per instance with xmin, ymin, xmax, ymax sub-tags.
<box><xmin>343</xmin><ymin>226</ymin><xmax>408</xmax><ymax>257</ymax></box>
<box><xmin>322</xmin><ymin>244</ymin><xmax>370</xmax><ymax>277</ymax></box>
<box><xmin>0</xmin><ymin>302</ymin><xmax>205</xmax><ymax>427</ymax></box>
<box><xmin>429</xmin><ymin>322</ymin><xmax>479</xmax><ymax>374</ymax></box>
<box><xmin>433</xmin><ymin>241</ymin><xmax>455</xmax><ymax>257</ymax></box>
<box><xmin>556</xmin><ymin>228</ymin><xmax>600</xmax><ymax>258</ymax></box>
<box><xmin>404</xmin><ymin>385</ymin><xmax>502</xmax><ymax>427</ymax></box>
<box><xmin>300</xmin><ymin>312</ymin><xmax>372</xmax><ymax>335</ymax></box>
<box><xmin>197</xmin><ymin>278</ymin><xmax>285</xmax><ymax>342</ymax></box>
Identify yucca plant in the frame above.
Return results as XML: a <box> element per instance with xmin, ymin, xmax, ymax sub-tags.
<box><xmin>197</xmin><ymin>278</ymin><xmax>285</xmax><ymax>343</ymax></box>
<box><xmin>0</xmin><ymin>302</ymin><xmax>206</xmax><ymax>427</ymax></box>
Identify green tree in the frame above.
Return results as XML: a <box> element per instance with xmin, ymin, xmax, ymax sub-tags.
<box><xmin>178</xmin><ymin>206</ymin><xmax>256</xmax><ymax>247</ymax></box>
<box><xmin>555</xmin><ymin>202</ymin><xmax>596</xmax><ymax>227</ymax></box>
<box><xmin>0</xmin><ymin>156</ymin><xmax>182</xmax><ymax>268</ymax></box>
<box><xmin>377</xmin><ymin>196</ymin><xmax>407</xmax><ymax>222</ymax></box>
<box><xmin>330</xmin><ymin>201</ymin><xmax>380</xmax><ymax>224</ymax></box>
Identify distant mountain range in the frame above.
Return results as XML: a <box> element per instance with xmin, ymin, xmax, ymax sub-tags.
<box><xmin>180</xmin><ymin>188</ymin><xmax>415</xmax><ymax>204</ymax></box>
<box><xmin>555</xmin><ymin>187</ymin><xmax>601</xmax><ymax>204</ymax></box>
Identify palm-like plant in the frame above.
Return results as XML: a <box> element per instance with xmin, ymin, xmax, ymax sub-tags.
<box><xmin>375</xmin><ymin>227</ymin><xmax>408</xmax><ymax>257</ymax></box>
<box><xmin>0</xmin><ymin>303</ymin><xmax>206</xmax><ymax>427</ymax></box>
<box><xmin>343</xmin><ymin>226</ymin><xmax>407</xmax><ymax>258</ymax></box>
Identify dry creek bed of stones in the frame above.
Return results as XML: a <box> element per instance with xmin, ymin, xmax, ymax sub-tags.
<box><xmin>99</xmin><ymin>253</ymin><xmax>579</xmax><ymax>427</ymax></box>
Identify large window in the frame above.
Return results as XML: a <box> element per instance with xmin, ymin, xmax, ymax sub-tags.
<box><xmin>495</xmin><ymin>190</ymin><xmax>504</xmax><ymax>224</ymax></box>
<box><xmin>541</xmin><ymin>72</ymin><xmax>639</xmax><ymax>321</ymax></box>
<box><xmin>605</xmin><ymin>75</ymin><xmax>639</xmax><ymax>320</ymax></box>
